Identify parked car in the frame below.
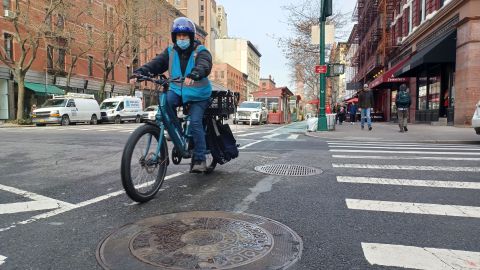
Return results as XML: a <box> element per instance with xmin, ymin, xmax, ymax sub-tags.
<box><xmin>472</xmin><ymin>100</ymin><xmax>480</xmax><ymax>135</ymax></box>
<box><xmin>142</xmin><ymin>105</ymin><xmax>158</xmax><ymax>122</ymax></box>
<box><xmin>234</xmin><ymin>101</ymin><xmax>268</xmax><ymax>125</ymax></box>
<box><xmin>32</xmin><ymin>93</ymin><xmax>100</xmax><ymax>126</ymax></box>
<box><xmin>100</xmin><ymin>96</ymin><xmax>143</xmax><ymax>124</ymax></box>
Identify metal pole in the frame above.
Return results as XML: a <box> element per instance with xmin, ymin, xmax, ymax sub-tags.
<box><xmin>317</xmin><ymin>0</ymin><xmax>328</xmax><ymax>131</ymax></box>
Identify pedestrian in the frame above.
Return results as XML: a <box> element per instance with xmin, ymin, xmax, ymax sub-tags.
<box><xmin>131</xmin><ymin>17</ymin><xmax>213</xmax><ymax>172</ymax></box>
<box><xmin>358</xmin><ymin>84</ymin><xmax>374</xmax><ymax>131</ymax></box>
<box><xmin>396</xmin><ymin>84</ymin><xmax>411</xmax><ymax>133</ymax></box>
<box><xmin>349</xmin><ymin>102</ymin><xmax>357</xmax><ymax>124</ymax></box>
<box><xmin>338</xmin><ymin>103</ymin><xmax>346</xmax><ymax>125</ymax></box>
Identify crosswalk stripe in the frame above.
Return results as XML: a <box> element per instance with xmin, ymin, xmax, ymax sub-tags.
<box><xmin>332</xmin><ymin>163</ymin><xmax>480</xmax><ymax>172</ymax></box>
<box><xmin>237</xmin><ymin>132</ymin><xmax>267</xmax><ymax>137</ymax></box>
<box><xmin>0</xmin><ymin>255</ymin><xmax>6</xmax><ymax>266</ymax></box>
<box><xmin>262</xmin><ymin>133</ymin><xmax>281</xmax><ymax>139</ymax></box>
<box><xmin>362</xmin><ymin>243</ymin><xmax>480</xmax><ymax>270</ymax></box>
<box><xmin>346</xmin><ymin>199</ymin><xmax>480</xmax><ymax>218</ymax></box>
<box><xmin>288</xmin><ymin>134</ymin><xmax>299</xmax><ymax>140</ymax></box>
<box><xmin>337</xmin><ymin>176</ymin><xmax>480</xmax><ymax>189</ymax></box>
<box><xmin>329</xmin><ymin>145</ymin><xmax>480</xmax><ymax>151</ymax></box>
<box><xmin>0</xmin><ymin>201</ymin><xmax>61</xmax><ymax>214</ymax></box>
<box><xmin>238</xmin><ymin>140</ymin><xmax>264</xmax><ymax>149</ymax></box>
<box><xmin>327</xmin><ymin>141</ymin><xmax>478</xmax><ymax>148</ymax></box>
<box><xmin>330</xmin><ymin>149</ymin><xmax>480</xmax><ymax>156</ymax></box>
<box><xmin>331</xmin><ymin>154</ymin><xmax>480</xmax><ymax>161</ymax></box>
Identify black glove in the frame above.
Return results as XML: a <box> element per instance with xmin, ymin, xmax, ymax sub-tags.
<box><xmin>132</xmin><ymin>68</ymin><xmax>149</xmax><ymax>78</ymax></box>
<box><xmin>186</xmin><ymin>71</ymin><xmax>201</xmax><ymax>81</ymax></box>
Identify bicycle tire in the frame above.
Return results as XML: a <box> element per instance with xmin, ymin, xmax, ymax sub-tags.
<box><xmin>121</xmin><ymin>124</ymin><xmax>168</xmax><ymax>203</ymax></box>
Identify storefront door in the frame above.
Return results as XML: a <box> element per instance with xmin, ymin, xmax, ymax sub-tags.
<box><xmin>0</xmin><ymin>79</ymin><xmax>9</xmax><ymax>120</ymax></box>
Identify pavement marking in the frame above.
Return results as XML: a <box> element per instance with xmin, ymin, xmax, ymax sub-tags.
<box><xmin>346</xmin><ymin>199</ymin><xmax>480</xmax><ymax>218</ymax></box>
<box><xmin>0</xmin><ymin>172</ymin><xmax>184</xmax><ymax>233</ymax></box>
<box><xmin>327</xmin><ymin>141</ymin><xmax>479</xmax><ymax>148</ymax></box>
<box><xmin>329</xmin><ymin>145</ymin><xmax>480</xmax><ymax>151</ymax></box>
<box><xmin>237</xmin><ymin>131</ymin><xmax>268</xmax><ymax>137</ymax></box>
<box><xmin>0</xmin><ymin>255</ymin><xmax>6</xmax><ymax>266</ymax></box>
<box><xmin>262</xmin><ymin>133</ymin><xmax>281</xmax><ymax>139</ymax></box>
<box><xmin>337</xmin><ymin>176</ymin><xmax>480</xmax><ymax>189</ymax></box>
<box><xmin>239</xmin><ymin>140</ymin><xmax>264</xmax><ymax>150</ymax></box>
<box><xmin>332</xmin><ymin>163</ymin><xmax>480</xmax><ymax>172</ymax></box>
<box><xmin>331</xmin><ymin>154</ymin><xmax>480</xmax><ymax>161</ymax></box>
<box><xmin>287</xmin><ymin>134</ymin><xmax>300</xmax><ymax>140</ymax></box>
<box><xmin>330</xmin><ymin>149</ymin><xmax>480</xmax><ymax>156</ymax></box>
<box><xmin>362</xmin><ymin>242</ymin><xmax>480</xmax><ymax>270</ymax></box>
<box><xmin>266</xmin><ymin>122</ymin><xmax>299</xmax><ymax>133</ymax></box>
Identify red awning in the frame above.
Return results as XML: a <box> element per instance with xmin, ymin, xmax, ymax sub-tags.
<box><xmin>307</xmin><ymin>99</ymin><xmax>319</xmax><ymax>105</ymax></box>
<box><xmin>369</xmin><ymin>57</ymin><xmax>411</xmax><ymax>89</ymax></box>
<box><xmin>345</xmin><ymin>97</ymin><xmax>358</xmax><ymax>103</ymax></box>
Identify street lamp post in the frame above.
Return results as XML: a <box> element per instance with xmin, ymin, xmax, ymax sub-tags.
<box><xmin>317</xmin><ymin>0</ymin><xmax>332</xmax><ymax>131</ymax></box>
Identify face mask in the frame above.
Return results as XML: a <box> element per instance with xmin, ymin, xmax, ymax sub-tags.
<box><xmin>176</xmin><ymin>39</ymin><xmax>190</xmax><ymax>50</ymax></box>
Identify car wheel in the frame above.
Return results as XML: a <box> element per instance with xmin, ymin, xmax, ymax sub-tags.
<box><xmin>90</xmin><ymin>114</ymin><xmax>98</xmax><ymax>125</ymax></box>
<box><xmin>114</xmin><ymin>115</ymin><xmax>121</xmax><ymax>124</ymax></box>
<box><xmin>35</xmin><ymin>123</ymin><xmax>46</xmax><ymax>127</ymax></box>
<box><xmin>61</xmin><ymin>115</ymin><xmax>70</xmax><ymax>126</ymax></box>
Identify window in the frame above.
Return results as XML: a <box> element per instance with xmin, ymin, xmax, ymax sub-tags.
<box><xmin>417</xmin><ymin>76</ymin><xmax>427</xmax><ymax>110</ymax></box>
<box><xmin>109</xmin><ymin>7</ymin><xmax>114</xmax><ymax>26</ymax></box>
<box><xmin>88</xmin><ymin>56</ymin><xmax>93</xmax><ymax>76</ymax></box>
<box><xmin>58</xmin><ymin>48</ymin><xmax>65</xmax><ymax>70</ymax></box>
<box><xmin>3</xmin><ymin>0</ymin><xmax>10</xmax><ymax>10</ymax></box>
<box><xmin>47</xmin><ymin>45</ymin><xmax>54</xmax><ymax>68</ymax></box>
<box><xmin>45</xmin><ymin>9</ymin><xmax>52</xmax><ymax>28</ymax></box>
<box><xmin>3</xmin><ymin>33</ymin><xmax>13</xmax><ymax>60</ymax></box>
<box><xmin>221</xmin><ymin>71</ymin><xmax>224</xmax><ymax>79</ymax></box>
<box><xmin>103</xmin><ymin>4</ymin><xmax>107</xmax><ymax>25</ymax></box>
<box><xmin>57</xmin><ymin>15</ymin><xmax>64</xmax><ymax>30</ymax></box>
<box><xmin>420</xmin><ymin>0</ymin><xmax>426</xmax><ymax>22</ymax></box>
<box><xmin>117</xmin><ymin>102</ymin><xmax>124</xmax><ymax>111</ymax></box>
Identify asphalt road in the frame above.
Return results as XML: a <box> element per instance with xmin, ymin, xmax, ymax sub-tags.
<box><xmin>0</xmin><ymin>122</ymin><xmax>479</xmax><ymax>269</ymax></box>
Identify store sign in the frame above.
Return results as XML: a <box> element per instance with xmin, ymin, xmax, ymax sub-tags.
<box><xmin>315</xmin><ymin>65</ymin><xmax>327</xmax><ymax>74</ymax></box>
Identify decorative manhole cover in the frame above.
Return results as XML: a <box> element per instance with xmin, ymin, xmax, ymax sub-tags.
<box><xmin>254</xmin><ymin>164</ymin><xmax>323</xmax><ymax>176</ymax></box>
<box><xmin>97</xmin><ymin>211</ymin><xmax>302</xmax><ymax>270</ymax></box>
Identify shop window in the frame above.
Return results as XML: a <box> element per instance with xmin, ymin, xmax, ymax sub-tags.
<box><xmin>3</xmin><ymin>33</ymin><xmax>13</xmax><ymax>60</ymax></box>
<box><xmin>417</xmin><ymin>76</ymin><xmax>428</xmax><ymax>110</ymax></box>
<box><xmin>428</xmin><ymin>76</ymin><xmax>441</xmax><ymax>110</ymax></box>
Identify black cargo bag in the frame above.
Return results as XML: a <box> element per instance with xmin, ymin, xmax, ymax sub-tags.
<box><xmin>206</xmin><ymin>119</ymin><xmax>239</xmax><ymax>164</ymax></box>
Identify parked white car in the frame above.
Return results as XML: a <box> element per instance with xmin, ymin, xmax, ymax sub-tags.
<box><xmin>100</xmin><ymin>96</ymin><xmax>143</xmax><ymax>124</ymax></box>
<box><xmin>472</xmin><ymin>100</ymin><xmax>480</xmax><ymax>135</ymax></box>
<box><xmin>142</xmin><ymin>105</ymin><xmax>158</xmax><ymax>122</ymax></box>
<box><xmin>32</xmin><ymin>93</ymin><xmax>100</xmax><ymax>126</ymax></box>
<box><xmin>234</xmin><ymin>101</ymin><xmax>268</xmax><ymax>125</ymax></box>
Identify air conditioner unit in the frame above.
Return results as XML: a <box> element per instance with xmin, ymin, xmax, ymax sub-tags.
<box><xmin>4</xmin><ymin>10</ymin><xmax>16</xmax><ymax>19</ymax></box>
<box><xmin>396</xmin><ymin>37</ymin><xmax>403</xmax><ymax>45</ymax></box>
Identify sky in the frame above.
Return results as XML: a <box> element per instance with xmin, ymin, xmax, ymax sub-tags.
<box><xmin>218</xmin><ymin>0</ymin><xmax>357</xmax><ymax>90</ymax></box>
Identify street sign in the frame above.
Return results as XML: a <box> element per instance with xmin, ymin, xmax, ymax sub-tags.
<box><xmin>315</xmin><ymin>65</ymin><xmax>327</xmax><ymax>74</ymax></box>
<box><xmin>311</xmin><ymin>24</ymin><xmax>335</xmax><ymax>45</ymax></box>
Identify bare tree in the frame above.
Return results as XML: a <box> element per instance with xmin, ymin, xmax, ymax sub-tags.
<box><xmin>276</xmin><ymin>0</ymin><xmax>350</xmax><ymax>102</ymax></box>
<box><xmin>0</xmin><ymin>0</ymin><xmax>64</xmax><ymax>120</ymax></box>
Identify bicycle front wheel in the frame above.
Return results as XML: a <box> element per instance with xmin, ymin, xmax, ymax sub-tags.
<box><xmin>121</xmin><ymin>124</ymin><xmax>168</xmax><ymax>203</ymax></box>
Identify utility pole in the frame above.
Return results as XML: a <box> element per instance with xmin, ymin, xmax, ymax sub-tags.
<box><xmin>317</xmin><ymin>0</ymin><xmax>332</xmax><ymax>131</ymax></box>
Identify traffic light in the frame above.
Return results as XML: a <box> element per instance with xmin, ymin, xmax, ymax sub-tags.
<box><xmin>322</xmin><ymin>0</ymin><xmax>332</xmax><ymax>20</ymax></box>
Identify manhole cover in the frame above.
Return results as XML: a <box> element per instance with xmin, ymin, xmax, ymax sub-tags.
<box><xmin>254</xmin><ymin>164</ymin><xmax>323</xmax><ymax>176</ymax></box>
<box><xmin>97</xmin><ymin>211</ymin><xmax>302</xmax><ymax>270</ymax></box>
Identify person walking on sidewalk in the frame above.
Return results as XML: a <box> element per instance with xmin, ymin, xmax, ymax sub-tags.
<box><xmin>396</xmin><ymin>84</ymin><xmax>411</xmax><ymax>133</ymax></box>
<box><xmin>349</xmin><ymin>102</ymin><xmax>357</xmax><ymax>124</ymax></box>
<box><xmin>358</xmin><ymin>84</ymin><xmax>374</xmax><ymax>131</ymax></box>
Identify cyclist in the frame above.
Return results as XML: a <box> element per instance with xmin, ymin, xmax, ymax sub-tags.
<box><xmin>131</xmin><ymin>17</ymin><xmax>213</xmax><ymax>172</ymax></box>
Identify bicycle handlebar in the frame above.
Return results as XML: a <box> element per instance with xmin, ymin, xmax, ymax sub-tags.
<box><xmin>131</xmin><ymin>74</ymin><xmax>184</xmax><ymax>87</ymax></box>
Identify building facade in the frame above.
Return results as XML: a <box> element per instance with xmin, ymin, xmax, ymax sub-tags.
<box><xmin>259</xmin><ymin>76</ymin><xmax>276</xmax><ymax>92</ymax></box>
<box><xmin>216</xmin><ymin>5</ymin><xmax>228</xmax><ymax>39</ymax></box>
<box><xmin>209</xmin><ymin>63</ymin><xmax>247</xmax><ymax>102</ymax></box>
<box><xmin>215</xmin><ymin>38</ymin><xmax>261</xmax><ymax>101</ymax></box>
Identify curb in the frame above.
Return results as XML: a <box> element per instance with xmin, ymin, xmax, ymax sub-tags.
<box><xmin>304</xmin><ymin>131</ymin><xmax>480</xmax><ymax>145</ymax></box>
<box><xmin>0</xmin><ymin>125</ymin><xmax>35</xmax><ymax>129</ymax></box>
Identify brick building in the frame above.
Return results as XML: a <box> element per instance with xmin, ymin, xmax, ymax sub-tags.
<box><xmin>209</xmin><ymin>63</ymin><xmax>248</xmax><ymax>102</ymax></box>
<box><xmin>0</xmin><ymin>0</ymin><xmax>207</xmax><ymax>121</ymax></box>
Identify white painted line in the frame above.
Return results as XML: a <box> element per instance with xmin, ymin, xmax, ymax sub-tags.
<box><xmin>237</xmin><ymin>132</ymin><xmax>267</xmax><ymax>137</ymax></box>
<box><xmin>0</xmin><ymin>201</ymin><xmax>63</xmax><ymax>214</ymax></box>
<box><xmin>262</xmin><ymin>133</ymin><xmax>281</xmax><ymax>139</ymax></box>
<box><xmin>239</xmin><ymin>140</ymin><xmax>264</xmax><ymax>150</ymax></box>
<box><xmin>0</xmin><ymin>172</ymin><xmax>184</xmax><ymax>233</ymax></box>
<box><xmin>332</xmin><ymin>163</ymin><xmax>480</xmax><ymax>172</ymax></box>
<box><xmin>267</xmin><ymin>122</ymin><xmax>297</xmax><ymax>133</ymax></box>
<box><xmin>329</xmin><ymin>145</ymin><xmax>480</xmax><ymax>151</ymax></box>
<box><xmin>0</xmin><ymin>255</ymin><xmax>6</xmax><ymax>266</ymax></box>
<box><xmin>337</xmin><ymin>176</ymin><xmax>480</xmax><ymax>189</ymax></box>
<box><xmin>327</xmin><ymin>141</ymin><xmax>478</xmax><ymax>148</ymax></box>
<box><xmin>331</xmin><ymin>155</ymin><xmax>480</xmax><ymax>161</ymax></box>
<box><xmin>346</xmin><ymin>199</ymin><xmax>480</xmax><ymax>218</ymax></box>
<box><xmin>288</xmin><ymin>134</ymin><xmax>300</xmax><ymax>140</ymax></box>
<box><xmin>362</xmin><ymin>242</ymin><xmax>480</xmax><ymax>270</ymax></box>
<box><xmin>330</xmin><ymin>149</ymin><xmax>480</xmax><ymax>156</ymax></box>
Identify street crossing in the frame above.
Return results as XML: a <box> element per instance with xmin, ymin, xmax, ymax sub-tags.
<box><xmin>328</xmin><ymin>140</ymin><xmax>480</xmax><ymax>269</ymax></box>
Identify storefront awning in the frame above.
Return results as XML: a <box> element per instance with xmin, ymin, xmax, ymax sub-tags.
<box><xmin>394</xmin><ymin>31</ymin><xmax>456</xmax><ymax>78</ymax></box>
<box><xmin>306</xmin><ymin>99</ymin><xmax>319</xmax><ymax>105</ymax></box>
<box><xmin>369</xmin><ymin>57</ymin><xmax>410</xmax><ymax>89</ymax></box>
<box><xmin>344</xmin><ymin>97</ymin><xmax>358</xmax><ymax>104</ymax></box>
<box><xmin>24</xmin><ymin>82</ymin><xmax>65</xmax><ymax>96</ymax></box>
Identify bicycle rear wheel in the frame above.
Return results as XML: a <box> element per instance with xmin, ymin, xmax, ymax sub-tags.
<box><xmin>121</xmin><ymin>124</ymin><xmax>168</xmax><ymax>203</ymax></box>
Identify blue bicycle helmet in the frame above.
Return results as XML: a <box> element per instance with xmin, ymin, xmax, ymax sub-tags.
<box><xmin>171</xmin><ymin>17</ymin><xmax>196</xmax><ymax>44</ymax></box>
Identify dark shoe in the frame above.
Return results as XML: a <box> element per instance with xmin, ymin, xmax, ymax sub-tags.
<box><xmin>361</xmin><ymin>126</ymin><xmax>365</xmax><ymax>130</ymax></box>
<box><xmin>368</xmin><ymin>126</ymin><xmax>372</xmax><ymax>131</ymax></box>
<box><xmin>404</xmin><ymin>126</ymin><xmax>408</xmax><ymax>132</ymax></box>
<box><xmin>191</xmin><ymin>160</ymin><xmax>207</xmax><ymax>172</ymax></box>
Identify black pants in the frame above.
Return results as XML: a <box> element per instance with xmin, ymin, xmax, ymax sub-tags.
<box><xmin>350</xmin><ymin>113</ymin><xmax>356</xmax><ymax>122</ymax></box>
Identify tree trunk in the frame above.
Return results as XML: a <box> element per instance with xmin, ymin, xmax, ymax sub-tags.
<box><xmin>16</xmin><ymin>73</ymin><xmax>26</xmax><ymax>120</ymax></box>
<box><xmin>99</xmin><ymin>78</ymin><xmax>106</xmax><ymax>101</ymax></box>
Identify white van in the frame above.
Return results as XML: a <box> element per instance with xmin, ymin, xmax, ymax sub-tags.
<box><xmin>100</xmin><ymin>96</ymin><xmax>143</xmax><ymax>124</ymax></box>
<box><xmin>32</xmin><ymin>93</ymin><xmax>101</xmax><ymax>126</ymax></box>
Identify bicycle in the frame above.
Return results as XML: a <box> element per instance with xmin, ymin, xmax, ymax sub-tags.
<box><xmin>120</xmin><ymin>74</ymin><xmax>237</xmax><ymax>203</ymax></box>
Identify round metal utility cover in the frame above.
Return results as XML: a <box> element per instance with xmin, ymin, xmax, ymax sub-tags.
<box><xmin>255</xmin><ymin>164</ymin><xmax>323</xmax><ymax>176</ymax></box>
<box><xmin>97</xmin><ymin>211</ymin><xmax>302</xmax><ymax>270</ymax></box>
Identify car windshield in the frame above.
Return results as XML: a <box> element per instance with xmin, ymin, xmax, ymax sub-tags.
<box><xmin>100</xmin><ymin>101</ymin><xmax>119</xmax><ymax>110</ymax></box>
<box><xmin>41</xmin><ymin>99</ymin><xmax>67</xmax><ymax>108</ymax></box>
<box><xmin>239</xmin><ymin>102</ymin><xmax>261</xmax><ymax>109</ymax></box>
<box><xmin>145</xmin><ymin>106</ymin><xmax>158</xmax><ymax>112</ymax></box>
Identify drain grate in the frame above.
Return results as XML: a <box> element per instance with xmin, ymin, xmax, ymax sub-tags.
<box><xmin>255</xmin><ymin>164</ymin><xmax>323</xmax><ymax>176</ymax></box>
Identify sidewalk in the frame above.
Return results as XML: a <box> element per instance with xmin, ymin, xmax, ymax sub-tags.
<box><xmin>305</xmin><ymin>121</ymin><xmax>480</xmax><ymax>144</ymax></box>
